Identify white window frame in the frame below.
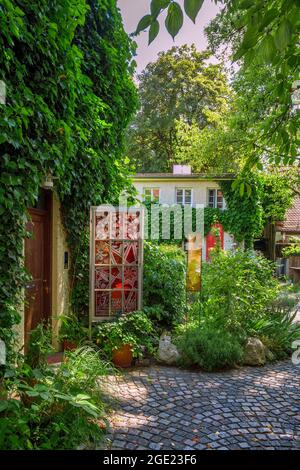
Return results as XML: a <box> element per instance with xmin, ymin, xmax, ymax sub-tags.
<box><xmin>143</xmin><ymin>187</ymin><xmax>160</xmax><ymax>203</ymax></box>
<box><xmin>207</xmin><ymin>188</ymin><xmax>225</xmax><ymax>209</ymax></box>
<box><xmin>176</xmin><ymin>188</ymin><xmax>193</xmax><ymax>206</ymax></box>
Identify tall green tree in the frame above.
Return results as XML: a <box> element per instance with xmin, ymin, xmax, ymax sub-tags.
<box><xmin>136</xmin><ymin>0</ymin><xmax>300</xmax><ymax>167</ymax></box>
<box><xmin>205</xmin><ymin>4</ymin><xmax>300</xmax><ymax>168</ymax></box>
<box><xmin>127</xmin><ymin>45</ymin><xmax>231</xmax><ymax>172</ymax></box>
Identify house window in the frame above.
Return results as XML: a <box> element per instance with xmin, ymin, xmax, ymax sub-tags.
<box><xmin>176</xmin><ymin>188</ymin><xmax>192</xmax><ymax>205</ymax></box>
<box><xmin>143</xmin><ymin>188</ymin><xmax>160</xmax><ymax>203</ymax></box>
<box><xmin>208</xmin><ymin>189</ymin><xmax>225</xmax><ymax>209</ymax></box>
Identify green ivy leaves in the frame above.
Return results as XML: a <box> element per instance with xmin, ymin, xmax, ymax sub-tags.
<box><xmin>0</xmin><ymin>0</ymin><xmax>137</xmax><ymax>359</ymax></box>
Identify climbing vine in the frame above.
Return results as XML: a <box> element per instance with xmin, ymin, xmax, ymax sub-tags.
<box><xmin>220</xmin><ymin>171</ymin><xmax>265</xmax><ymax>249</ymax></box>
<box><xmin>0</xmin><ymin>0</ymin><xmax>137</xmax><ymax>357</ymax></box>
<box><xmin>144</xmin><ymin>169</ymin><xmax>293</xmax><ymax>250</ymax></box>
<box><xmin>143</xmin><ymin>171</ymin><xmax>265</xmax><ymax>247</ymax></box>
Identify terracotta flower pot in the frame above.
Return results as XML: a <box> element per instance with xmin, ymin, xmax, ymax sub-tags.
<box><xmin>112</xmin><ymin>344</ymin><xmax>133</xmax><ymax>368</ymax></box>
<box><xmin>63</xmin><ymin>340</ymin><xmax>77</xmax><ymax>351</ymax></box>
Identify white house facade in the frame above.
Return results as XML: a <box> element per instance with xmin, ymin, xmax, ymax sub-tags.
<box><xmin>132</xmin><ymin>166</ymin><xmax>236</xmax><ymax>261</ymax></box>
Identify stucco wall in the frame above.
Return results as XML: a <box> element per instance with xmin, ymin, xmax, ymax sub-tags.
<box><xmin>134</xmin><ymin>180</ymin><xmax>221</xmax><ymax>206</ymax></box>
<box><xmin>51</xmin><ymin>192</ymin><xmax>70</xmax><ymax>349</ymax></box>
<box><xmin>133</xmin><ymin>179</ymin><xmax>235</xmax><ymax>260</ymax></box>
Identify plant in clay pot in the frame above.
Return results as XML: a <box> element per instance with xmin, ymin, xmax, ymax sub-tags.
<box><xmin>58</xmin><ymin>314</ymin><xmax>88</xmax><ymax>352</ymax></box>
<box><xmin>93</xmin><ymin>311</ymin><xmax>156</xmax><ymax>368</ymax></box>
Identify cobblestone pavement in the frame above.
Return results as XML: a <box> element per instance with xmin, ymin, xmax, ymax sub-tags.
<box><xmin>100</xmin><ymin>361</ymin><xmax>300</xmax><ymax>450</ymax></box>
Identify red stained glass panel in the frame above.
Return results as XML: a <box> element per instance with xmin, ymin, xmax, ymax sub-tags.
<box><xmin>111</xmin><ymin>267</ymin><xmax>122</xmax><ymax>289</ymax></box>
<box><xmin>95</xmin><ymin>291</ymin><xmax>109</xmax><ymax>317</ymax></box>
<box><xmin>124</xmin><ymin>242</ymin><xmax>138</xmax><ymax>265</ymax></box>
<box><xmin>92</xmin><ymin>208</ymin><xmax>142</xmax><ymax>319</ymax></box>
<box><xmin>124</xmin><ymin>290</ymin><xmax>137</xmax><ymax>313</ymax></box>
<box><xmin>95</xmin><ymin>241</ymin><xmax>110</xmax><ymax>264</ymax></box>
<box><xmin>124</xmin><ymin>267</ymin><xmax>138</xmax><ymax>290</ymax></box>
<box><xmin>111</xmin><ymin>290</ymin><xmax>123</xmax><ymax>313</ymax></box>
<box><xmin>95</xmin><ymin>267</ymin><xmax>109</xmax><ymax>289</ymax></box>
<box><xmin>95</xmin><ymin>212</ymin><xmax>110</xmax><ymax>240</ymax></box>
<box><xmin>111</xmin><ymin>241</ymin><xmax>122</xmax><ymax>265</ymax></box>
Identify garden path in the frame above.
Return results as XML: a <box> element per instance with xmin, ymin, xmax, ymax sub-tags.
<box><xmin>100</xmin><ymin>361</ymin><xmax>300</xmax><ymax>450</ymax></box>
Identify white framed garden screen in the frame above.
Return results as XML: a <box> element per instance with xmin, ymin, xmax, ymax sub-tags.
<box><xmin>89</xmin><ymin>206</ymin><xmax>144</xmax><ymax>323</ymax></box>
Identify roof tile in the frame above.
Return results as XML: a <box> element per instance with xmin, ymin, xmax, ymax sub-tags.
<box><xmin>282</xmin><ymin>198</ymin><xmax>300</xmax><ymax>232</ymax></box>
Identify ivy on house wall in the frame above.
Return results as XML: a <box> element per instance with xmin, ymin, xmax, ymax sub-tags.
<box><xmin>58</xmin><ymin>0</ymin><xmax>138</xmax><ymax>318</ymax></box>
<box><xmin>220</xmin><ymin>172</ymin><xmax>265</xmax><ymax>249</ymax></box>
<box><xmin>143</xmin><ymin>173</ymin><xmax>265</xmax><ymax>247</ymax></box>
<box><xmin>143</xmin><ymin>169</ymin><xmax>293</xmax><ymax>250</ymax></box>
<box><xmin>0</xmin><ymin>0</ymin><xmax>137</xmax><ymax>358</ymax></box>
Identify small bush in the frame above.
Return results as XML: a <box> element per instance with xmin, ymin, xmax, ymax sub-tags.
<box><xmin>93</xmin><ymin>311</ymin><xmax>157</xmax><ymax>358</ymax></box>
<box><xmin>282</xmin><ymin>237</ymin><xmax>300</xmax><ymax>258</ymax></box>
<box><xmin>143</xmin><ymin>242</ymin><xmax>186</xmax><ymax>328</ymax></box>
<box><xmin>176</xmin><ymin>323</ymin><xmax>243</xmax><ymax>371</ymax></box>
<box><xmin>0</xmin><ymin>345</ymin><xmax>111</xmax><ymax>450</ymax></box>
<box><xmin>24</xmin><ymin>323</ymin><xmax>54</xmax><ymax>369</ymax></box>
<box><xmin>249</xmin><ymin>305</ymin><xmax>300</xmax><ymax>360</ymax></box>
<box><xmin>58</xmin><ymin>312</ymin><xmax>89</xmax><ymax>344</ymax></box>
<box><xmin>201</xmin><ymin>249</ymin><xmax>280</xmax><ymax>335</ymax></box>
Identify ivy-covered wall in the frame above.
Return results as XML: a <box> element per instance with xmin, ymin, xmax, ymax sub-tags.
<box><xmin>142</xmin><ymin>172</ymin><xmax>265</xmax><ymax>247</ymax></box>
<box><xmin>143</xmin><ymin>169</ymin><xmax>294</xmax><ymax>251</ymax></box>
<box><xmin>0</xmin><ymin>0</ymin><xmax>137</xmax><ymax>357</ymax></box>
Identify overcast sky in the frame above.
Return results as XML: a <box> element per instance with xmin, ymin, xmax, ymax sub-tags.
<box><xmin>117</xmin><ymin>0</ymin><xmax>221</xmax><ymax>75</ymax></box>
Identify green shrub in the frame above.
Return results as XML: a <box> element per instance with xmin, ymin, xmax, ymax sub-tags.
<box><xmin>282</xmin><ymin>245</ymin><xmax>300</xmax><ymax>258</ymax></box>
<box><xmin>176</xmin><ymin>323</ymin><xmax>243</xmax><ymax>371</ymax></box>
<box><xmin>0</xmin><ymin>345</ymin><xmax>111</xmax><ymax>450</ymax></box>
<box><xmin>249</xmin><ymin>305</ymin><xmax>300</xmax><ymax>360</ymax></box>
<box><xmin>93</xmin><ymin>311</ymin><xmax>157</xmax><ymax>359</ymax></box>
<box><xmin>201</xmin><ymin>249</ymin><xmax>280</xmax><ymax>335</ymax></box>
<box><xmin>143</xmin><ymin>242</ymin><xmax>186</xmax><ymax>328</ymax></box>
<box><xmin>24</xmin><ymin>323</ymin><xmax>54</xmax><ymax>370</ymax></box>
<box><xmin>58</xmin><ymin>313</ymin><xmax>89</xmax><ymax>344</ymax></box>
<box><xmin>142</xmin><ymin>305</ymin><xmax>169</xmax><ymax>327</ymax></box>
<box><xmin>183</xmin><ymin>250</ymin><xmax>299</xmax><ymax>366</ymax></box>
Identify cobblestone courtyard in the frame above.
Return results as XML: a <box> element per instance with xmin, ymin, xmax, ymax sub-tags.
<box><xmin>101</xmin><ymin>361</ymin><xmax>300</xmax><ymax>450</ymax></box>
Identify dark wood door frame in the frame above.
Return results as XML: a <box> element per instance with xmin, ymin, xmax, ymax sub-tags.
<box><xmin>24</xmin><ymin>190</ymin><xmax>52</xmax><ymax>346</ymax></box>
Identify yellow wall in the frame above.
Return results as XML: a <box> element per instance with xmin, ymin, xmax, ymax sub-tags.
<box><xmin>51</xmin><ymin>192</ymin><xmax>70</xmax><ymax>350</ymax></box>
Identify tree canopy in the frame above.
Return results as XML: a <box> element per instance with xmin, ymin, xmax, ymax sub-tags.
<box><xmin>126</xmin><ymin>45</ymin><xmax>231</xmax><ymax>172</ymax></box>
<box><xmin>136</xmin><ymin>0</ymin><xmax>300</xmax><ymax>167</ymax></box>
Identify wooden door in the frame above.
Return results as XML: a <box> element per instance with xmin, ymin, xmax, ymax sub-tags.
<box><xmin>24</xmin><ymin>192</ymin><xmax>51</xmax><ymax>347</ymax></box>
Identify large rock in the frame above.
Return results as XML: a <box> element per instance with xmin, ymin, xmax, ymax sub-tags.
<box><xmin>243</xmin><ymin>337</ymin><xmax>266</xmax><ymax>366</ymax></box>
<box><xmin>158</xmin><ymin>334</ymin><xmax>180</xmax><ymax>365</ymax></box>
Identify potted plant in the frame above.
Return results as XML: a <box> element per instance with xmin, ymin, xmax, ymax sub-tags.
<box><xmin>94</xmin><ymin>311</ymin><xmax>156</xmax><ymax>368</ymax></box>
<box><xmin>59</xmin><ymin>313</ymin><xmax>88</xmax><ymax>352</ymax></box>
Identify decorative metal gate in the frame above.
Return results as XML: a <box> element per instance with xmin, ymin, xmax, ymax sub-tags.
<box><xmin>89</xmin><ymin>206</ymin><xmax>144</xmax><ymax>323</ymax></box>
